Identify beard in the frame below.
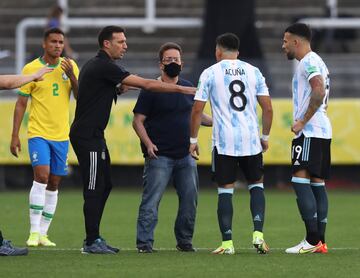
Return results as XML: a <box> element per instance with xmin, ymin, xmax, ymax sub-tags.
<box><xmin>286</xmin><ymin>52</ymin><xmax>295</xmax><ymax>60</ymax></box>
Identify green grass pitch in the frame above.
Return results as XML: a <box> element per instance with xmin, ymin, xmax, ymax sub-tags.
<box><xmin>0</xmin><ymin>188</ymin><xmax>359</xmax><ymax>277</ymax></box>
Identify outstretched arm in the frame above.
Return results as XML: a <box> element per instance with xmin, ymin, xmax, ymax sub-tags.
<box><xmin>201</xmin><ymin>112</ymin><xmax>212</xmax><ymax>127</ymax></box>
<box><xmin>0</xmin><ymin>65</ymin><xmax>52</xmax><ymax>89</ymax></box>
<box><xmin>122</xmin><ymin>74</ymin><xmax>196</xmax><ymax>95</ymax></box>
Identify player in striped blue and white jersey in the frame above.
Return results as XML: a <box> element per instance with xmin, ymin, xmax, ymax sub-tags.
<box><xmin>190</xmin><ymin>33</ymin><xmax>273</xmax><ymax>255</ymax></box>
<box><xmin>195</xmin><ymin>58</ymin><xmax>269</xmax><ymax>156</ymax></box>
<box><xmin>292</xmin><ymin>52</ymin><xmax>332</xmax><ymax>139</ymax></box>
<box><xmin>283</xmin><ymin>23</ymin><xmax>331</xmax><ymax>254</ymax></box>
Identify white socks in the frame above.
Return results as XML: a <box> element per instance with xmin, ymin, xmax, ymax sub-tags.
<box><xmin>29</xmin><ymin>181</ymin><xmax>59</xmax><ymax>235</ymax></box>
<box><xmin>40</xmin><ymin>190</ymin><xmax>58</xmax><ymax>236</ymax></box>
<box><xmin>29</xmin><ymin>181</ymin><xmax>46</xmax><ymax>233</ymax></box>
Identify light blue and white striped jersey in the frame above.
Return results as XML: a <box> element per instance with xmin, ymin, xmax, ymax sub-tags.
<box><xmin>195</xmin><ymin>59</ymin><xmax>269</xmax><ymax>156</ymax></box>
<box><xmin>292</xmin><ymin>51</ymin><xmax>332</xmax><ymax>139</ymax></box>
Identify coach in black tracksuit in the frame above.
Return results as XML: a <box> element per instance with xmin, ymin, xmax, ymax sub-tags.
<box><xmin>70</xmin><ymin>26</ymin><xmax>196</xmax><ymax>254</ymax></box>
<box><xmin>70</xmin><ymin>42</ymin><xmax>129</xmax><ymax>254</ymax></box>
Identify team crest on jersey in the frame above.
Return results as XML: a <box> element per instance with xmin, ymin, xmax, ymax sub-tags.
<box><xmin>31</xmin><ymin>151</ymin><xmax>39</xmax><ymax>163</ymax></box>
<box><xmin>62</xmin><ymin>73</ymin><xmax>69</xmax><ymax>81</ymax></box>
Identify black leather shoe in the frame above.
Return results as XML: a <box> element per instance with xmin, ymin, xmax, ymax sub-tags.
<box><xmin>137</xmin><ymin>246</ymin><xmax>154</xmax><ymax>253</ymax></box>
<box><xmin>176</xmin><ymin>244</ymin><xmax>196</xmax><ymax>252</ymax></box>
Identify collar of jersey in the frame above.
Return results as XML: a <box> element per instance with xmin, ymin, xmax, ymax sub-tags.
<box><xmin>38</xmin><ymin>56</ymin><xmax>60</xmax><ymax>68</ymax></box>
<box><xmin>97</xmin><ymin>49</ymin><xmax>112</xmax><ymax>60</ymax></box>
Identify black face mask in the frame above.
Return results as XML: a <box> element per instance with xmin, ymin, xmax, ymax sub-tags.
<box><xmin>163</xmin><ymin>62</ymin><xmax>181</xmax><ymax>78</ymax></box>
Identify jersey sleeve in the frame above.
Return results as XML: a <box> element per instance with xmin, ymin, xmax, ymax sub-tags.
<box><xmin>133</xmin><ymin>89</ymin><xmax>154</xmax><ymax>116</ymax></box>
<box><xmin>194</xmin><ymin>68</ymin><xmax>211</xmax><ymax>102</ymax></box>
<box><xmin>303</xmin><ymin>56</ymin><xmax>321</xmax><ymax>81</ymax></box>
<box><xmin>254</xmin><ymin>68</ymin><xmax>269</xmax><ymax>96</ymax></box>
<box><xmin>104</xmin><ymin>62</ymin><xmax>130</xmax><ymax>86</ymax></box>
<box><xmin>17</xmin><ymin>65</ymin><xmax>34</xmax><ymax>97</ymax></box>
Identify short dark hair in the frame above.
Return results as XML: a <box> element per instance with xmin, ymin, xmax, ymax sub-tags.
<box><xmin>285</xmin><ymin>23</ymin><xmax>312</xmax><ymax>42</ymax></box>
<box><xmin>43</xmin><ymin>27</ymin><xmax>64</xmax><ymax>40</ymax></box>
<box><xmin>98</xmin><ymin>25</ymin><xmax>125</xmax><ymax>48</ymax></box>
<box><xmin>216</xmin><ymin>33</ymin><xmax>239</xmax><ymax>52</ymax></box>
<box><xmin>158</xmin><ymin>42</ymin><xmax>182</xmax><ymax>61</ymax></box>
<box><xmin>48</xmin><ymin>5</ymin><xmax>63</xmax><ymax>18</ymax></box>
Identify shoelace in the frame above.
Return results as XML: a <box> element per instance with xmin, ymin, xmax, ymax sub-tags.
<box><xmin>2</xmin><ymin>240</ymin><xmax>14</xmax><ymax>248</ymax></box>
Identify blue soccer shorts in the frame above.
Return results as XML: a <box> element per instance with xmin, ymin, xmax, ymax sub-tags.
<box><xmin>28</xmin><ymin>137</ymin><xmax>69</xmax><ymax>176</ymax></box>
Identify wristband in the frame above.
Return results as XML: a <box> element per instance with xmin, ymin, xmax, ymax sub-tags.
<box><xmin>190</xmin><ymin>137</ymin><xmax>198</xmax><ymax>144</ymax></box>
<box><xmin>261</xmin><ymin>134</ymin><xmax>269</xmax><ymax>141</ymax></box>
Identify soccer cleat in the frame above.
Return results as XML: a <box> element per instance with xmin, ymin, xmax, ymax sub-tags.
<box><xmin>252</xmin><ymin>231</ymin><xmax>269</xmax><ymax>254</ymax></box>
<box><xmin>81</xmin><ymin>238</ymin><xmax>116</xmax><ymax>254</ymax></box>
<box><xmin>285</xmin><ymin>239</ymin><xmax>322</xmax><ymax>254</ymax></box>
<box><xmin>315</xmin><ymin>242</ymin><xmax>328</xmax><ymax>254</ymax></box>
<box><xmin>0</xmin><ymin>240</ymin><xmax>28</xmax><ymax>256</ymax></box>
<box><xmin>39</xmin><ymin>235</ymin><xmax>56</xmax><ymax>247</ymax></box>
<box><xmin>176</xmin><ymin>243</ymin><xmax>196</xmax><ymax>252</ymax></box>
<box><xmin>26</xmin><ymin>232</ymin><xmax>40</xmax><ymax>247</ymax></box>
<box><xmin>212</xmin><ymin>240</ymin><xmax>235</xmax><ymax>255</ymax></box>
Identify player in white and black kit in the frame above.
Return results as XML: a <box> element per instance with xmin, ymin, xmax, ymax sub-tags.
<box><xmin>282</xmin><ymin>23</ymin><xmax>331</xmax><ymax>254</ymax></box>
<box><xmin>190</xmin><ymin>33</ymin><xmax>273</xmax><ymax>255</ymax></box>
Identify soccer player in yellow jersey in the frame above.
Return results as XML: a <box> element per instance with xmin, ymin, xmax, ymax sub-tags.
<box><xmin>10</xmin><ymin>27</ymin><xmax>79</xmax><ymax>247</ymax></box>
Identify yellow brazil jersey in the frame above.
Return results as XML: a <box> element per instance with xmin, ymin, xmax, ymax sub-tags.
<box><xmin>18</xmin><ymin>57</ymin><xmax>79</xmax><ymax>141</ymax></box>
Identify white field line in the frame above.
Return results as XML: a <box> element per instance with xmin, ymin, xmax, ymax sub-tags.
<box><xmin>29</xmin><ymin>247</ymin><xmax>360</xmax><ymax>251</ymax></box>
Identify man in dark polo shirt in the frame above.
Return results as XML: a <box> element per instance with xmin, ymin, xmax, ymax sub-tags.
<box><xmin>70</xmin><ymin>26</ymin><xmax>196</xmax><ymax>254</ymax></box>
<box><xmin>133</xmin><ymin>42</ymin><xmax>212</xmax><ymax>253</ymax></box>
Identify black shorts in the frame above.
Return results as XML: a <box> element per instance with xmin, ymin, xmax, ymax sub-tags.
<box><xmin>212</xmin><ymin>147</ymin><xmax>264</xmax><ymax>185</ymax></box>
<box><xmin>291</xmin><ymin>134</ymin><xmax>331</xmax><ymax>179</ymax></box>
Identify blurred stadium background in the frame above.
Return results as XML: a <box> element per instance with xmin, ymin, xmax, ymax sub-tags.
<box><xmin>0</xmin><ymin>0</ymin><xmax>359</xmax><ymax>189</ymax></box>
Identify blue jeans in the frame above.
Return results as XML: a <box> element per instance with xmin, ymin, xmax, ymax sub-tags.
<box><xmin>136</xmin><ymin>154</ymin><xmax>199</xmax><ymax>249</ymax></box>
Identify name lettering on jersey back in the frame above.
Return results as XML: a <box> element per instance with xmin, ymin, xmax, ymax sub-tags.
<box><xmin>225</xmin><ymin>68</ymin><xmax>245</xmax><ymax>76</ymax></box>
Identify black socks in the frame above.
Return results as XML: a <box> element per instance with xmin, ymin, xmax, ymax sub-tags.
<box><xmin>249</xmin><ymin>186</ymin><xmax>265</xmax><ymax>232</ymax></box>
<box><xmin>217</xmin><ymin>188</ymin><xmax>234</xmax><ymax>241</ymax></box>
<box><xmin>311</xmin><ymin>183</ymin><xmax>328</xmax><ymax>243</ymax></box>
